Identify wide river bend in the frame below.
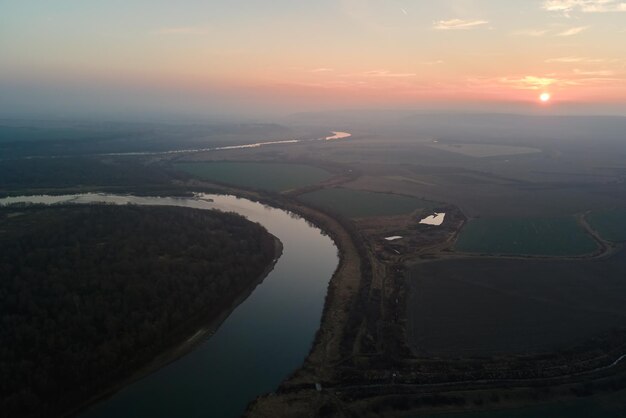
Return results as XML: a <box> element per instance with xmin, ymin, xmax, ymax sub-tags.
<box><xmin>0</xmin><ymin>193</ymin><xmax>339</xmax><ymax>418</ymax></box>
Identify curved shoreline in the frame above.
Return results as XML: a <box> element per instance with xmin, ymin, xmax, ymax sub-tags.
<box><xmin>61</xmin><ymin>235</ymin><xmax>283</xmax><ymax>418</ymax></box>
<box><xmin>0</xmin><ymin>204</ymin><xmax>273</xmax><ymax>417</ymax></box>
<box><xmin>181</xmin><ymin>181</ymin><xmax>367</xmax><ymax>373</ymax></box>
<box><xmin>1</xmin><ymin>189</ymin><xmax>350</xmax><ymax>418</ymax></box>
<box><xmin>234</xmin><ymin>187</ymin><xmax>626</xmax><ymax>417</ymax></box>
<box><xmin>10</xmin><ymin>184</ymin><xmax>624</xmax><ymax>417</ymax></box>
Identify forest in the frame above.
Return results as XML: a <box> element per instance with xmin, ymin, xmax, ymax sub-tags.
<box><xmin>0</xmin><ymin>204</ymin><xmax>277</xmax><ymax>417</ymax></box>
<box><xmin>0</xmin><ymin>157</ymin><xmax>178</xmax><ymax>195</ymax></box>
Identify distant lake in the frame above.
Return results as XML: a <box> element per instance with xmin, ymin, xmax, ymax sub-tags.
<box><xmin>1</xmin><ymin>193</ymin><xmax>339</xmax><ymax>418</ymax></box>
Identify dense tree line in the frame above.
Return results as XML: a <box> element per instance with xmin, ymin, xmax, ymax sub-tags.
<box><xmin>0</xmin><ymin>122</ymin><xmax>290</xmax><ymax>159</ymax></box>
<box><xmin>0</xmin><ymin>205</ymin><xmax>277</xmax><ymax>417</ymax></box>
<box><xmin>0</xmin><ymin>158</ymin><xmax>177</xmax><ymax>193</ymax></box>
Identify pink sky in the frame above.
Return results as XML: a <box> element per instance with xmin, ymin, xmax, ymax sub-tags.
<box><xmin>1</xmin><ymin>0</ymin><xmax>625</xmax><ymax>117</ymax></box>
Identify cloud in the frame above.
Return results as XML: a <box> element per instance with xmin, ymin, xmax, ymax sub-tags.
<box><xmin>156</xmin><ymin>26</ymin><xmax>209</xmax><ymax>35</ymax></box>
<box><xmin>433</xmin><ymin>19</ymin><xmax>489</xmax><ymax>30</ymax></box>
<box><xmin>362</xmin><ymin>70</ymin><xmax>416</xmax><ymax>78</ymax></box>
<box><xmin>311</xmin><ymin>68</ymin><xmax>334</xmax><ymax>73</ymax></box>
<box><xmin>513</xmin><ymin>26</ymin><xmax>591</xmax><ymax>37</ymax></box>
<box><xmin>556</xmin><ymin>26</ymin><xmax>589</xmax><ymax>36</ymax></box>
<box><xmin>500</xmin><ymin>75</ymin><xmax>559</xmax><ymax>90</ymax></box>
<box><xmin>573</xmin><ymin>68</ymin><xmax>616</xmax><ymax>76</ymax></box>
<box><xmin>546</xmin><ymin>56</ymin><xmax>605</xmax><ymax>62</ymax></box>
<box><xmin>496</xmin><ymin>71</ymin><xmax>622</xmax><ymax>90</ymax></box>
<box><xmin>543</xmin><ymin>0</ymin><xmax>626</xmax><ymax>14</ymax></box>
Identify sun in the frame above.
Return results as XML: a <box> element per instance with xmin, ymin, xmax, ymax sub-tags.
<box><xmin>539</xmin><ymin>92</ymin><xmax>551</xmax><ymax>103</ymax></box>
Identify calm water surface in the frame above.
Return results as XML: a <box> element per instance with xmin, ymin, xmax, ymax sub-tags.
<box><xmin>1</xmin><ymin>193</ymin><xmax>339</xmax><ymax>418</ymax></box>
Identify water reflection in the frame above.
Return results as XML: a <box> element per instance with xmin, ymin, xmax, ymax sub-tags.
<box><xmin>1</xmin><ymin>193</ymin><xmax>339</xmax><ymax>418</ymax></box>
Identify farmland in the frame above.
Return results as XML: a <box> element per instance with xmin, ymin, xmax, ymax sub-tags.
<box><xmin>455</xmin><ymin>217</ymin><xmax>598</xmax><ymax>256</ymax></box>
<box><xmin>426</xmin><ymin>142</ymin><xmax>541</xmax><ymax>158</ymax></box>
<box><xmin>416</xmin><ymin>387</ymin><xmax>626</xmax><ymax>418</ymax></box>
<box><xmin>175</xmin><ymin>161</ymin><xmax>332</xmax><ymax>192</ymax></box>
<box><xmin>408</xmin><ymin>249</ymin><xmax>626</xmax><ymax>357</ymax></box>
<box><xmin>298</xmin><ymin>187</ymin><xmax>435</xmax><ymax>218</ymax></box>
<box><xmin>4</xmin><ymin>115</ymin><xmax>626</xmax><ymax>417</ymax></box>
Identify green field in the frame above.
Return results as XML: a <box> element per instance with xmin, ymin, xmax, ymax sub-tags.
<box><xmin>587</xmin><ymin>209</ymin><xmax>626</xmax><ymax>242</ymax></box>
<box><xmin>455</xmin><ymin>217</ymin><xmax>598</xmax><ymax>256</ymax></box>
<box><xmin>415</xmin><ymin>388</ymin><xmax>626</xmax><ymax>418</ymax></box>
<box><xmin>298</xmin><ymin>188</ymin><xmax>435</xmax><ymax>218</ymax></box>
<box><xmin>176</xmin><ymin>162</ymin><xmax>332</xmax><ymax>192</ymax></box>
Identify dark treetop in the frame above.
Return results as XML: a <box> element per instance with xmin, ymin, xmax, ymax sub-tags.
<box><xmin>0</xmin><ymin>204</ymin><xmax>276</xmax><ymax>418</ymax></box>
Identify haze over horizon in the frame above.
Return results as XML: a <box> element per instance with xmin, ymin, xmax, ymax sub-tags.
<box><xmin>4</xmin><ymin>3</ymin><xmax>626</xmax><ymax>418</ymax></box>
<box><xmin>1</xmin><ymin>0</ymin><xmax>625</xmax><ymax>120</ymax></box>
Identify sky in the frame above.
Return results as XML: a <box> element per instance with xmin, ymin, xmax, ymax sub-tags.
<box><xmin>1</xmin><ymin>0</ymin><xmax>625</xmax><ymax>119</ymax></box>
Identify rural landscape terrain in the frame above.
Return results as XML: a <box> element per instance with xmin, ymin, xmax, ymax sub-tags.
<box><xmin>2</xmin><ymin>112</ymin><xmax>626</xmax><ymax>417</ymax></box>
<box><xmin>2</xmin><ymin>1</ymin><xmax>626</xmax><ymax>417</ymax></box>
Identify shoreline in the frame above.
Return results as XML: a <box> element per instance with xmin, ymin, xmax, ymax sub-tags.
<box><xmin>15</xmin><ymin>184</ymin><xmax>626</xmax><ymax>418</ymax></box>
<box><xmin>180</xmin><ymin>181</ymin><xmax>367</xmax><ymax>381</ymax></box>
<box><xmin>66</xmin><ymin>235</ymin><xmax>283</xmax><ymax>418</ymax></box>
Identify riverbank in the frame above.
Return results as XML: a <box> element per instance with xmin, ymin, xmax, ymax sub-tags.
<box><xmin>162</xmin><ymin>183</ymin><xmax>372</xmax><ymax>417</ymax></box>
<box><xmin>12</xmin><ymin>183</ymin><xmax>623</xmax><ymax>418</ymax></box>
<box><xmin>32</xmin><ymin>191</ymin><xmax>340</xmax><ymax>418</ymax></box>
<box><xmin>3</xmin><ymin>190</ymin><xmax>344</xmax><ymax>418</ymax></box>
<box><xmin>64</xmin><ymin>236</ymin><xmax>284</xmax><ymax>418</ymax></box>
<box><xmin>186</xmin><ymin>181</ymin><xmax>366</xmax><ymax>381</ymax></box>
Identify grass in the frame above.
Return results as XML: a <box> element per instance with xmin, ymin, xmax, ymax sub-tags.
<box><xmin>298</xmin><ymin>188</ymin><xmax>435</xmax><ymax>218</ymax></box>
<box><xmin>587</xmin><ymin>209</ymin><xmax>626</xmax><ymax>242</ymax></box>
<box><xmin>455</xmin><ymin>217</ymin><xmax>598</xmax><ymax>256</ymax></box>
<box><xmin>175</xmin><ymin>162</ymin><xmax>332</xmax><ymax>192</ymax></box>
<box><xmin>414</xmin><ymin>387</ymin><xmax>626</xmax><ymax>417</ymax></box>
<box><xmin>407</xmin><ymin>249</ymin><xmax>626</xmax><ymax>357</ymax></box>
<box><xmin>427</xmin><ymin>142</ymin><xmax>541</xmax><ymax>158</ymax></box>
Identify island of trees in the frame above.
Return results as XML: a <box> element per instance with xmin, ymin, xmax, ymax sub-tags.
<box><xmin>0</xmin><ymin>204</ymin><xmax>278</xmax><ymax>418</ymax></box>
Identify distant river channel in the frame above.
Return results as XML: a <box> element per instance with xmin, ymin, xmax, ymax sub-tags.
<box><xmin>0</xmin><ymin>193</ymin><xmax>339</xmax><ymax>418</ymax></box>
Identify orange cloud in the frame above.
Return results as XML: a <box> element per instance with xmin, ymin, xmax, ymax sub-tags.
<box><xmin>434</xmin><ymin>19</ymin><xmax>489</xmax><ymax>30</ymax></box>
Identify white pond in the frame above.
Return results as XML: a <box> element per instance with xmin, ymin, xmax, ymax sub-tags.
<box><xmin>385</xmin><ymin>236</ymin><xmax>403</xmax><ymax>241</ymax></box>
<box><xmin>419</xmin><ymin>212</ymin><xmax>446</xmax><ymax>226</ymax></box>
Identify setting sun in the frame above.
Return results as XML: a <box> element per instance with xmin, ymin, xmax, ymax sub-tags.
<box><xmin>540</xmin><ymin>93</ymin><xmax>551</xmax><ymax>103</ymax></box>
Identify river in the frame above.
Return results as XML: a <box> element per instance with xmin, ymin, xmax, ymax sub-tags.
<box><xmin>0</xmin><ymin>193</ymin><xmax>339</xmax><ymax>418</ymax></box>
<box><xmin>97</xmin><ymin>131</ymin><xmax>352</xmax><ymax>157</ymax></box>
